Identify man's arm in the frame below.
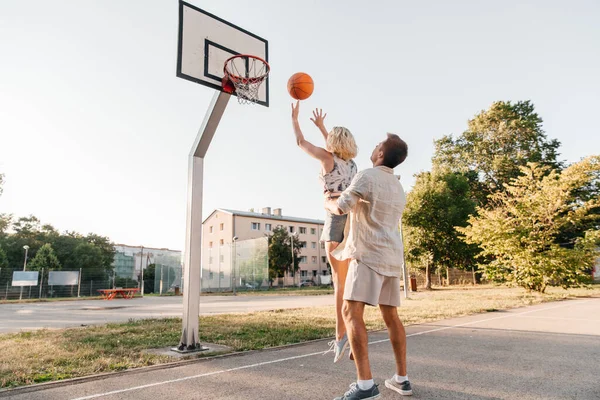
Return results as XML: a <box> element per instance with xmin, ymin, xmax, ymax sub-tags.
<box><xmin>324</xmin><ymin>171</ymin><xmax>370</xmax><ymax>215</ymax></box>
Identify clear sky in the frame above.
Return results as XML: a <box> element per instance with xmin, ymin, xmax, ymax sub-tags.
<box><xmin>1</xmin><ymin>0</ymin><xmax>598</xmax><ymax>250</ymax></box>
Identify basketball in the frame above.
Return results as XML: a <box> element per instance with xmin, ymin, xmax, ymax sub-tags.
<box><xmin>287</xmin><ymin>72</ymin><xmax>314</xmax><ymax>100</ymax></box>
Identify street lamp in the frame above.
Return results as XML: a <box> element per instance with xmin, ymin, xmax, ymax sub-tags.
<box><xmin>20</xmin><ymin>245</ymin><xmax>30</xmax><ymax>300</ymax></box>
<box><xmin>232</xmin><ymin>236</ymin><xmax>238</xmax><ymax>295</ymax></box>
<box><xmin>23</xmin><ymin>245</ymin><xmax>29</xmax><ymax>271</ymax></box>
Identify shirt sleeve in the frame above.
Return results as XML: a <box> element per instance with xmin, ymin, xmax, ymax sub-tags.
<box><xmin>337</xmin><ymin>171</ymin><xmax>370</xmax><ymax>214</ymax></box>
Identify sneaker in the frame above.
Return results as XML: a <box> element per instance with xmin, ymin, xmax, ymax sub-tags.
<box><xmin>334</xmin><ymin>382</ymin><xmax>381</xmax><ymax>400</ymax></box>
<box><xmin>385</xmin><ymin>378</ymin><xmax>413</xmax><ymax>396</ymax></box>
<box><xmin>324</xmin><ymin>333</ymin><xmax>350</xmax><ymax>363</ymax></box>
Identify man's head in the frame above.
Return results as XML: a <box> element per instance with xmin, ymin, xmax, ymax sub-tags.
<box><xmin>370</xmin><ymin>133</ymin><xmax>408</xmax><ymax>168</ymax></box>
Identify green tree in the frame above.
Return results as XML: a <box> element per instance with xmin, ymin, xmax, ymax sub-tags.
<box><xmin>0</xmin><ymin>246</ymin><xmax>11</xmax><ymax>288</ymax></box>
<box><xmin>403</xmin><ymin>171</ymin><xmax>477</xmax><ymax>289</ymax></box>
<box><xmin>266</xmin><ymin>226</ymin><xmax>301</xmax><ymax>284</ymax></box>
<box><xmin>458</xmin><ymin>157</ymin><xmax>600</xmax><ymax>293</ymax></box>
<box><xmin>433</xmin><ymin>101</ymin><xmax>562</xmax><ymax>204</ymax></box>
<box><xmin>28</xmin><ymin>243</ymin><xmax>62</xmax><ymax>284</ymax></box>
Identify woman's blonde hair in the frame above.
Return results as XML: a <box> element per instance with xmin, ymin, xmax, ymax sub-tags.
<box><xmin>326</xmin><ymin>126</ymin><xmax>358</xmax><ymax>161</ymax></box>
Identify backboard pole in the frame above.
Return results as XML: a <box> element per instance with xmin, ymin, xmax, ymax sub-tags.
<box><xmin>178</xmin><ymin>91</ymin><xmax>231</xmax><ymax>351</ymax></box>
<box><xmin>401</xmin><ymin>227</ymin><xmax>409</xmax><ymax>299</ymax></box>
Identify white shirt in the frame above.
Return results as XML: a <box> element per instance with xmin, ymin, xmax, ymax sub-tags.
<box><xmin>333</xmin><ymin>166</ymin><xmax>406</xmax><ymax>277</ymax></box>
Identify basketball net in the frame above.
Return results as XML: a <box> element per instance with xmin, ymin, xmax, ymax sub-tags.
<box><xmin>223</xmin><ymin>55</ymin><xmax>270</xmax><ymax>105</ymax></box>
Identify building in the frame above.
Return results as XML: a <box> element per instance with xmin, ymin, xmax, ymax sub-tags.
<box><xmin>202</xmin><ymin>207</ymin><xmax>330</xmax><ymax>289</ymax></box>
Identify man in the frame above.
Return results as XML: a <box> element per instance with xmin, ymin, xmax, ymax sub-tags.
<box><xmin>325</xmin><ymin>133</ymin><xmax>411</xmax><ymax>399</ymax></box>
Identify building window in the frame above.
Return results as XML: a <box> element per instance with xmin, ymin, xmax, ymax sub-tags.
<box><xmin>321</xmin><ymin>242</ymin><xmax>325</xmax><ymax>249</ymax></box>
<box><xmin>220</xmin><ymin>223</ymin><xmax>224</xmax><ymax>231</ymax></box>
<box><xmin>220</xmin><ymin>239</ymin><xmax>224</xmax><ymax>246</ymax></box>
<box><xmin>322</xmin><ymin>256</ymin><xmax>327</xmax><ymax>263</ymax></box>
<box><xmin>300</xmin><ymin>241</ymin><xmax>307</xmax><ymax>248</ymax></box>
<box><xmin>311</xmin><ymin>228</ymin><xmax>316</xmax><ymax>235</ymax></box>
<box><xmin>299</xmin><ymin>227</ymin><xmax>307</xmax><ymax>234</ymax></box>
<box><xmin>219</xmin><ymin>271</ymin><xmax>224</xmax><ymax>279</ymax></box>
<box><xmin>313</xmin><ymin>270</ymin><xmax>317</xmax><ymax>277</ymax></box>
<box><xmin>252</xmin><ymin>222</ymin><xmax>261</xmax><ymax>231</ymax></box>
<box><xmin>265</xmin><ymin>223</ymin><xmax>272</xmax><ymax>231</ymax></box>
<box><xmin>300</xmin><ymin>256</ymin><xmax>307</xmax><ymax>263</ymax></box>
<box><xmin>311</xmin><ymin>242</ymin><xmax>316</xmax><ymax>249</ymax></box>
<box><xmin>312</xmin><ymin>256</ymin><xmax>317</xmax><ymax>264</ymax></box>
<box><xmin>301</xmin><ymin>270</ymin><xmax>308</xmax><ymax>277</ymax></box>
<box><xmin>220</xmin><ymin>255</ymin><xmax>224</xmax><ymax>263</ymax></box>
<box><xmin>209</xmin><ymin>241</ymin><xmax>213</xmax><ymax>248</ymax></box>
<box><xmin>209</xmin><ymin>271</ymin><xmax>214</xmax><ymax>279</ymax></box>
<box><xmin>289</xmin><ymin>226</ymin><xmax>294</xmax><ymax>233</ymax></box>
<box><xmin>209</xmin><ymin>226</ymin><xmax>213</xmax><ymax>234</ymax></box>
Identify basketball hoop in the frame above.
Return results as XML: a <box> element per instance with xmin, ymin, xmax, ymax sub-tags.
<box><xmin>223</xmin><ymin>55</ymin><xmax>270</xmax><ymax>105</ymax></box>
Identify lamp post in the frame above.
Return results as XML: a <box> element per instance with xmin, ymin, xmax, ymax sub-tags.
<box><xmin>20</xmin><ymin>245</ymin><xmax>30</xmax><ymax>300</ymax></box>
<box><xmin>232</xmin><ymin>236</ymin><xmax>238</xmax><ymax>295</ymax></box>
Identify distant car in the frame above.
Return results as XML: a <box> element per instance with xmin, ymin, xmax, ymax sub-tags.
<box><xmin>245</xmin><ymin>282</ymin><xmax>257</xmax><ymax>289</ymax></box>
<box><xmin>298</xmin><ymin>280</ymin><xmax>315</xmax><ymax>287</ymax></box>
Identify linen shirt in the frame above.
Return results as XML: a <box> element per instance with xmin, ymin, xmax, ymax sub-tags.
<box><xmin>333</xmin><ymin>166</ymin><xmax>406</xmax><ymax>277</ymax></box>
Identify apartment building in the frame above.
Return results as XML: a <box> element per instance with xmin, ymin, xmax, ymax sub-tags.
<box><xmin>202</xmin><ymin>207</ymin><xmax>329</xmax><ymax>289</ymax></box>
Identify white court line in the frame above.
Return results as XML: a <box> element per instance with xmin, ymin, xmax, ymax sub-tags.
<box><xmin>70</xmin><ymin>299</ymin><xmax>592</xmax><ymax>400</ymax></box>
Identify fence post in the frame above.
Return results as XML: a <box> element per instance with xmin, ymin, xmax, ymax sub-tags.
<box><xmin>77</xmin><ymin>268</ymin><xmax>82</xmax><ymax>298</ymax></box>
<box><xmin>39</xmin><ymin>268</ymin><xmax>44</xmax><ymax>299</ymax></box>
<box><xmin>90</xmin><ymin>280</ymin><xmax>93</xmax><ymax>296</ymax></box>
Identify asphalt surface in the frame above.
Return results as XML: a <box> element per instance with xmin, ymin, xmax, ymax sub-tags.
<box><xmin>1</xmin><ymin>298</ymin><xmax>598</xmax><ymax>400</ymax></box>
<box><xmin>0</xmin><ymin>294</ymin><xmax>334</xmax><ymax>333</ymax></box>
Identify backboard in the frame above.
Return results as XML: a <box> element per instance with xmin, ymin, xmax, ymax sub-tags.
<box><xmin>177</xmin><ymin>1</ymin><xmax>269</xmax><ymax>107</ymax></box>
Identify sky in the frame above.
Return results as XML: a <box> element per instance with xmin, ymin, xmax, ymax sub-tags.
<box><xmin>1</xmin><ymin>0</ymin><xmax>599</xmax><ymax>251</ymax></box>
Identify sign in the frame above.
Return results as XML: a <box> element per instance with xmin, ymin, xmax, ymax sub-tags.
<box><xmin>48</xmin><ymin>271</ymin><xmax>80</xmax><ymax>286</ymax></box>
<box><xmin>12</xmin><ymin>271</ymin><xmax>39</xmax><ymax>287</ymax></box>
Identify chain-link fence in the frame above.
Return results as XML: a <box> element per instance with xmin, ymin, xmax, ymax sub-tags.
<box><xmin>201</xmin><ymin>237</ymin><xmax>269</xmax><ymax>292</ymax></box>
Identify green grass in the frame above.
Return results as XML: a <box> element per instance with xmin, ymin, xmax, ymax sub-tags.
<box><xmin>1</xmin><ymin>284</ymin><xmax>598</xmax><ymax>388</ymax></box>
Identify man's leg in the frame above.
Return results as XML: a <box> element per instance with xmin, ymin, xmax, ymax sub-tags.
<box><xmin>342</xmin><ymin>300</ymin><xmax>372</xmax><ymax>380</ymax></box>
<box><xmin>379</xmin><ymin>305</ymin><xmax>407</xmax><ymax>376</ymax></box>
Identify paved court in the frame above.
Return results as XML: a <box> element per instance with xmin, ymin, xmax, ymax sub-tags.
<box><xmin>0</xmin><ymin>294</ymin><xmax>334</xmax><ymax>333</ymax></box>
<box><xmin>1</xmin><ymin>298</ymin><xmax>599</xmax><ymax>400</ymax></box>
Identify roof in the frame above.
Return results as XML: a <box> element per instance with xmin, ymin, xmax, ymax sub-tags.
<box><xmin>203</xmin><ymin>208</ymin><xmax>324</xmax><ymax>225</ymax></box>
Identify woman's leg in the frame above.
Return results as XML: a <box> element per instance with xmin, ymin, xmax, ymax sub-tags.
<box><xmin>326</xmin><ymin>241</ymin><xmax>350</xmax><ymax>341</ymax></box>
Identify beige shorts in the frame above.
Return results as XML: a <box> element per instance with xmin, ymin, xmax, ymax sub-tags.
<box><xmin>343</xmin><ymin>260</ymin><xmax>401</xmax><ymax>307</ymax></box>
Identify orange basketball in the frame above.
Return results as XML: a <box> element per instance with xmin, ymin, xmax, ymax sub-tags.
<box><xmin>287</xmin><ymin>72</ymin><xmax>314</xmax><ymax>100</ymax></box>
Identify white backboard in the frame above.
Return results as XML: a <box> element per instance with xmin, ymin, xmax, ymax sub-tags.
<box><xmin>177</xmin><ymin>1</ymin><xmax>269</xmax><ymax>106</ymax></box>
<box><xmin>12</xmin><ymin>271</ymin><xmax>39</xmax><ymax>287</ymax></box>
<box><xmin>49</xmin><ymin>271</ymin><xmax>80</xmax><ymax>286</ymax></box>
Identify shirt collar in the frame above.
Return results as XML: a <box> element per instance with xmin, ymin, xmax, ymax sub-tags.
<box><xmin>376</xmin><ymin>166</ymin><xmax>394</xmax><ymax>174</ymax></box>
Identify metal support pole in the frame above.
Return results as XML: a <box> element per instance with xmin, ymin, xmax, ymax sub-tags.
<box><xmin>39</xmin><ymin>268</ymin><xmax>44</xmax><ymax>299</ymax></box>
<box><xmin>78</xmin><ymin>268</ymin><xmax>82</xmax><ymax>298</ymax></box>
<box><xmin>400</xmin><ymin>227</ymin><xmax>409</xmax><ymax>299</ymax></box>
<box><xmin>178</xmin><ymin>91</ymin><xmax>231</xmax><ymax>352</ymax></box>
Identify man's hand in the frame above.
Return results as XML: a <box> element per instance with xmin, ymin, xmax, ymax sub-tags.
<box><xmin>324</xmin><ymin>196</ymin><xmax>343</xmax><ymax>215</ymax></box>
<box><xmin>310</xmin><ymin>108</ymin><xmax>327</xmax><ymax>128</ymax></box>
<box><xmin>291</xmin><ymin>100</ymin><xmax>300</xmax><ymax>121</ymax></box>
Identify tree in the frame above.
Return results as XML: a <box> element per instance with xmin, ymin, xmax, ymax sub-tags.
<box><xmin>0</xmin><ymin>246</ymin><xmax>11</xmax><ymax>288</ymax></box>
<box><xmin>28</xmin><ymin>243</ymin><xmax>62</xmax><ymax>284</ymax></box>
<box><xmin>403</xmin><ymin>171</ymin><xmax>477</xmax><ymax>289</ymax></box>
<box><xmin>266</xmin><ymin>226</ymin><xmax>301</xmax><ymax>284</ymax></box>
<box><xmin>458</xmin><ymin>157</ymin><xmax>600</xmax><ymax>293</ymax></box>
<box><xmin>433</xmin><ymin>101</ymin><xmax>562</xmax><ymax>204</ymax></box>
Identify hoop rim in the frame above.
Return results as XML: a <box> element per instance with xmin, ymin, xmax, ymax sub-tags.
<box><xmin>223</xmin><ymin>54</ymin><xmax>270</xmax><ymax>84</ymax></box>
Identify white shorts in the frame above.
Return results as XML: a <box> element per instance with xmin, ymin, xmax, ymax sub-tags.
<box><xmin>343</xmin><ymin>260</ymin><xmax>401</xmax><ymax>307</ymax></box>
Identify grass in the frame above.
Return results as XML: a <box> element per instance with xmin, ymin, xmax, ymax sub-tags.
<box><xmin>1</xmin><ymin>284</ymin><xmax>599</xmax><ymax>389</ymax></box>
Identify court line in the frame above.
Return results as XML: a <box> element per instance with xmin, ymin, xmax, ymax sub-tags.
<box><xmin>70</xmin><ymin>299</ymin><xmax>591</xmax><ymax>400</ymax></box>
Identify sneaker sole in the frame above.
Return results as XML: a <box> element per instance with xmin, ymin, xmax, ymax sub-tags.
<box><xmin>385</xmin><ymin>380</ymin><xmax>413</xmax><ymax>396</ymax></box>
<box><xmin>333</xmin><ymin>339</ymin><xmax>350</xmax><ymax>363</ymax></box>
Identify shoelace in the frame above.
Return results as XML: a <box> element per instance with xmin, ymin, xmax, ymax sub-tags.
<box><xmin>323</xmin><ymin>339</ymin><xmax>336</xmax><ymax>355</ymax></box>
<box><xmin>344</xmin><ymin>382</ymin><xmax>359</xmax><ymax>396</ymax></box>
